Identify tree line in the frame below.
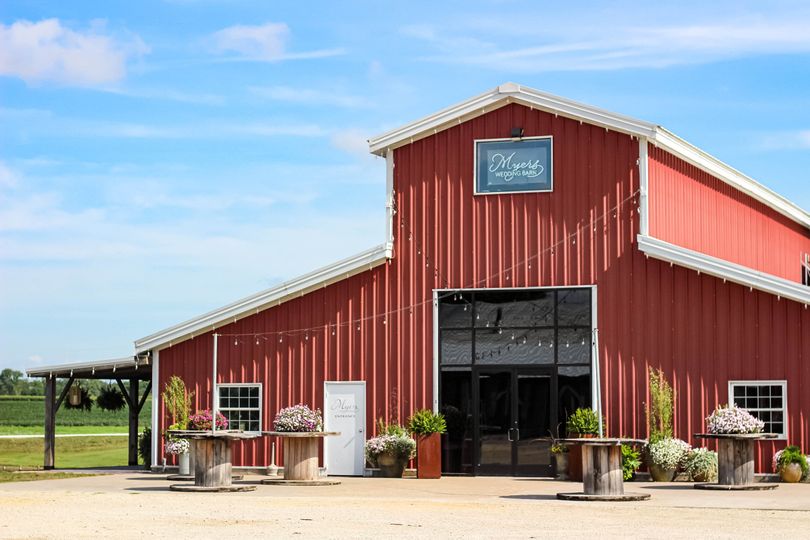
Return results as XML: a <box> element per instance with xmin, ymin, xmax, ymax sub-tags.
<box><xmin>0</xmin><ymin>368</ymin><xmax>111</xmax><ymax>396</ymax></box>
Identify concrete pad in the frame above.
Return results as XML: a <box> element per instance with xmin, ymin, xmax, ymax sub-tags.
<box><xmin>0</xmin><ymin>474</ymin><xmax>808</xmax><ymax>538</ymax></box>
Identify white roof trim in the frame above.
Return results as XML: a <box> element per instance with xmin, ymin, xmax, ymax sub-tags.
<box><xmin>27</xmin><ymin>356</ymin><xmax>139</xmax><ymax>377</ymax></box>
<box><xmin>369</xmin><ymin>82</ymin><xmax>810</xmax><ymax>230</ymax></box>
<box><xmin>638</xmin><ymin>234</ymin><xmax>810</xmax><ymax>306</ymax></box>
<box><xmin>134</xmin><ymin>243</ymin><xmax>391</xmax><ymax>353</ymax></box>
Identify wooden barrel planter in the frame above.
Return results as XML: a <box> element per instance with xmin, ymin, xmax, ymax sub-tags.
<box><xmin>693</xmin><ymin>433</ymin><xmax>778</xmax><ymax>490</ymax></box>
<box><xmin>167</xmin><ymin>431</ymin><xmax>259</xmax><ymax>492</ymax></box>
<box><xmin>261</xmin><ymin>431</ymin><xmax>341</xmax><ymax>486</ymax></box>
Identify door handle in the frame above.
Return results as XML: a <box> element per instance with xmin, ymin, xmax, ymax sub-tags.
<box><xmin>507</xmin><ymin>427</ymin><xmax>519</xmax><ymax>442</ymax></box>
<box><xmin>514</xmin><ymin>428</ymin><xmax>520</xmax><ymax>441</ymax></box>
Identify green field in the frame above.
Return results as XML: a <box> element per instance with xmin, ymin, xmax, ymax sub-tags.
<box><xmin>0</xmin><ymin>425</ymin><xmax>129</xmax><ymax>436</ymax></box>
<box><xmin>0</xmin><ymin>436</ymin><xmax>129</xmax><ymax>468</ymax></box>
<box><xmin>0</xmin><ymin>395</ymin><xmax>151</xmax><ymax>427</ymax></box>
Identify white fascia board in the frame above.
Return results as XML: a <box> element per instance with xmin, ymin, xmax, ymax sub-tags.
<box><xmin>26</xmin><ymin>356</ymin><xmax>138</xmax><ymax>377</ymax></box>
<box><xmin>650</xmin><ymin>128</ymin><xmax>810</xmax><ymax>230</ymax></box>
<box><xmin>637</xmin><ymin>234</ymin><xmax>810</xmax><ymax>306</ymax></box>
<box><xmin>134</xmin><ymin>244</ymin><xmax>390</xmax><ymax>353</ymax></box>
<box><xmin>368</xmin><ymin>82</ymin><xmax>657</xmax><ymax>155</ymax></box>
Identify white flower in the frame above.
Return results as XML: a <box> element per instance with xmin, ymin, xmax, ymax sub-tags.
<box><xmin>648</xmin><ymin>438</ymin><xmax>691</xmax><ymax>470</ymax></box>
<box><xmin>706</xmin><ymin>404</ymin><xmax>764</xmax><ymax>434</ymax></box>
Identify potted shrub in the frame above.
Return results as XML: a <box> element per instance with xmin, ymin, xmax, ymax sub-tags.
<box><xmin>551</xmin><ymin>443</ymin><xmax>569</xmax><ymax>480</ymax></box>
<box><xmin>647</xmin><ymin>438</ymin><xmax>690</xmax><ymax>481</ymax></box>
<box><xmin>407</xmin><ymin>409</ymin><xmax>446</xmax><ymax>479</ymax></box>
<box><xmin>365</xmin><ymin>420</ymin><xmax>415</xmax><ymax>478</ymax></box>
<box><xmin>273</xmin><ymin>404</ymin><xmax>323</xmax><ymax>432</ymax></box>
<box><xmin>685</xmin><ymin>447</ymin><xmax>718</xmax><ymax>482</ymax></box>
<box><xmin>774</xmin><ymin>446</ymin><xmax>808</xmax><ymax>483</ymax></box>
<box><xmin>565</xmin><ymin>408</ymin><xmax>600</xmax><ymax>482</ymax></box>
<box><xmin>188</xmin><ymin>409</ymin><xmax>229</xmax><ymax>430</ymax></box>
<box><xmin>622</xmin><ymin>444</ymin><xmax>642</xmax><ymax>481</ymax></box>
<box><xmin>162</xmin><ymin>376</ymin><xmax>195</xmax><ymax>470</ymax></box>
<box><xmin>706</xmin><ymin>404</ymin><xmax>765</xmax><ymax>434</ymax></box>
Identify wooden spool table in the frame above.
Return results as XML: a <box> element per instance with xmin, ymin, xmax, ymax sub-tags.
<box><xmin>168</xmin><ymin>430</ymin><xmax>260</xmax><ymax>492</ymax></box>
<box><xmin>557</xmin><ymin>438</ymin><xmax>650</xmax><ymax>501</ymax></box>
<box><xmin>261</xmin><ymin>431</ymin><xmax>341</xmax><ymax>486</ymax></box>
<box><xmin>693</xmin><ymin>433</ymin><xmax>778</xmax><ymax>491</ymax></box>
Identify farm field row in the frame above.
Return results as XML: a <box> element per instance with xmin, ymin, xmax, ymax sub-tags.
<box><xmin>0</xmin><ymin>395</ymin><xmax>151</xmax><ymax>427</ymax></box>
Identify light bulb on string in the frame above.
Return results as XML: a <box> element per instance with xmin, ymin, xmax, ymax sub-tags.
<box><xmin>498</xmin><ymin>328</ymin><xmax>503</xmax><ymax>335</ymax></box>
<box><xmin>255</xmin><ymin>337</ymin><xmax>260</xmax><ymax>346</ymax></box>
<box><xmin>511</xmin><ymin>333</ymin><xmax>515</xmax><ymax>340</ymax></box>
<box><xmin>234</xmin><ymin>339</ymin><xmax>238</xmax><ymax>346</ymax></box>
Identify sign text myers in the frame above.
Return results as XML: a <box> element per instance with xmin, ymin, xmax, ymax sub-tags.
<box><xmin>475</xmin><ymin>137</ymin><xmax>553</xmax><ymax>194</ymax></box>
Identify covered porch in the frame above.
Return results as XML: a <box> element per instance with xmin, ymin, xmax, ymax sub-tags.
<box><xmin>26</xmin><ymin>355</ymin><xmax>152</xmax><ymax>469</ymax></box>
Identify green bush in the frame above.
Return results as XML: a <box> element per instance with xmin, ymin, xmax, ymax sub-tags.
<box><xmin>377</xmin><ymin>418</ymin><xmax>408</xmax><ymax>437</ymax></box>
<box><xmin>777</xmin><ymin>446</ymin><xmax>809</xmax><ymax>477</ymax></box>
<box><xmin>566</xmin><ymin>408</ymin><xmax>600</xmax><ymax>435</ymax></box>
<box><xmin>407</xmin><ymin>409</ymin><xmax>447</xmax><ymax>435</ymax></box>
<box><xmin>95</xmin><ymin>385</ymin><xmax>126</xmax><ymax>412</ymax></box>
<box><xmin>138</xmin><ymin>427</ymin><xmax>151</xmax><ymax>469</ymax></box>
<box><xmin>622</xmin><ymin>444</ymin><xmax>641</xmax><ymax>481</ymax></box>
<box><xmin>685</xmin><ymin>447</ymin><xmax>718</xmax><ymax>481</ymax></box>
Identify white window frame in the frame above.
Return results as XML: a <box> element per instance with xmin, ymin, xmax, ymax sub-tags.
<box><xmin>473</xmin><ymin>136</ymin><xmax>554</xmax><ymax>196</ymax></box>
<box><xmin>728</xmin><ymin>380</ymin><xmax>787</xmax><ymax>440</ymax></box>
<box><xmin>216</xmin><ymin>383</ymin><xmax>263</xmax><ymax>433</ymax></box>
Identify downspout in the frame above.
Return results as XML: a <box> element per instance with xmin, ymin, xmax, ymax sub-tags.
<box><xmin>639</xmin><ymin>137</ymin><xmax>650</xmax><ymax>237</ymax></box>
<box><xmin>384</xmin><ymin>150</ymin><xmax>395</xmax><ymax>258</ymax></box>
<box><xmin>150</xmin><ymin>349</ymin><xmax>159</xmax><ymax>468</ymax></box>
<box><xmin>212</xmin><ymin>333</ymin><xmax>218</xmax><ymax>431</ymax></box>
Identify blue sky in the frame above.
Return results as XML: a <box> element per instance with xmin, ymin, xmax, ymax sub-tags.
<box><xmin>1</xmin><ymin>1</ymin><xmax>809</xmax><ymax>371</ymax></box>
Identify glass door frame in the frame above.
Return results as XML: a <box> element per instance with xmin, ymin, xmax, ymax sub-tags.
<box><xmin>473</xmin><ymin>365</ymin><xmax>557</xmax><ymax>476</ymax></box>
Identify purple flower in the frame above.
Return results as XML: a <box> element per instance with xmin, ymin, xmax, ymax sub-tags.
<box><xmin>273</xmin><ymin>404</ymin><xmax>323</xmax><ymax>432</ymax></box>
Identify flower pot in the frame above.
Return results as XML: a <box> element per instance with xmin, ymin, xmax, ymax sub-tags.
<box><xmin>416</xmin><ymin>433</ymin><xmax>441</xmax><ymax>479</ymax></box>
<box><xmin>649</xmin><ymin>464</ymin><xmax>677</xmax><ymax>482</ymax></box>
<box><xmin>377</xmin><ymin>452</ymin><xmax>407</xmax><ymax>478</ymax></box>
<box><xmin>553</xmin><ymin>453</ymin><xmax>569</xmax><ymax>480</ymax></box>
<box><xmin>691</xmin><ymin>470</ymin><xmax>712</xmax><ymax>483</ymax></box>
<box><xmin>178</xmin><ymin>452</ymin><xmax>190</xmax><ymax>475</ymax></box>
<box><xmin>779</xmin><ymin>463</ymin><xmax>803</xmax><ymax>483</ymax></box>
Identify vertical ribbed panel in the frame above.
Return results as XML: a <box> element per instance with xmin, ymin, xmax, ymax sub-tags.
<box><xmin>157</xmin><ymin>103</ymin><xmax>809</xmax><ymax>471</ymax></box>
<box><xmin>648</xmin><ymin>145</ymin><xmax>810</xmax><ymax>283</ymax></box>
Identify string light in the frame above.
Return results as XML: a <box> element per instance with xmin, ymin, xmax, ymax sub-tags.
<box><xmin>211</xmin><ymin>190</ymin><xmax>637</xmax><ymax>343</ymax></box>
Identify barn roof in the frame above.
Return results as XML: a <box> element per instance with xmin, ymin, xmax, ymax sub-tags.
<box><xmin>133</xmin><ymin>83</ymin><xmax>810</xmax><ymax>353</ymax></box>
<box><xmin>369</xmin><ymin>82</ymin><xmax>810</xmax><ymax>230</ymax></box>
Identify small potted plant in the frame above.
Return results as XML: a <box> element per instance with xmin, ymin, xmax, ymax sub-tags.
<box><xmin>774</xmin><ymin>446</ymin><xmax>808</xmax><ymax>483</ymax></box>
<box><xmin>407</xmin><ymin>409</ymin><xmax>446</xmax><ymax>479</ymax></box>
<box><xmin>565</xmin><ymin>408</ymin><xmax>601</xmax><ymax>482</ymax></box>
<box><xmin>647</xmin><ymin>437</ymin><xmax>690</xmax><ymax>482</ymax></box>
<box><xmin>685</xmin><ymin>447</ymin><xmax>718</xmax><ymax>482</ymax></box>
<box><xmin>566</xmin><ymin>408</ymin><xmax>600</xmax><ymax>438</ymax></box>
<box><xmin>706</xmin><ymin>404</ymin><xmax>764</xmax><ymax>434</ymax></box>
<box><xmin>165</xmin><ymin>437</ymin><xmax>191</xmax><ymax>475</ymax></box>
<box><xmin>551</xmin><ymin>443</ymin><xmax>569</xmax><ymax>480</ymax></box>
<box><xmin>365</xmin><ymin>420</ymin><xmax>415</xmax><ymax>478</ymax></box>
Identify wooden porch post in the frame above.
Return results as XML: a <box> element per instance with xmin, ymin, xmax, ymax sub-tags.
<box><xmin>129</xmin><ymin>379</ymin><xmax>139</xmax><ymax>466</ymax></box>
<box><xmin>44</xmin><ymin>377</ymin><xmax>56</xmax><ymax>469</ymax></box>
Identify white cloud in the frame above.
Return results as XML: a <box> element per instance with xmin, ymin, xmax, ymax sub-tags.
<box><xmin>210</xmin><ymin>22</ymin><xmax>344</xmax><ymax>62</ymax></box>
<box><xmin>757</xmin><ymin>130</ymin><xmax>810</xmax><ymax>150</ymax></box>
<box><xmin>0</xmin><ymin>161</ymin><xmax>19</xmax><ymax>188</ymax></box>
<box><xmin>0</xmin><ymin>18</ymin><xmax>148</xmax><ymax>86</ymax></box>
<box><xmin>249</xmin><ymin>85</ymin><xmax>370</xmax><ymax>108</ymax></box>
<box><xmin>404</xmin><ymin>16</ymin><xmax>810</xmax><ymax>71</ymax></box>
<box><xmin>330</xmin><ymin>129</ymin><xmax>371</xmax><ymax>158</ymax></box>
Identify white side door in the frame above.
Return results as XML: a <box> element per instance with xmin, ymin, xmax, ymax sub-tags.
<box><xmin>324</xmin><ymin>381</ymin><xmax>366</xmax><ymax>476</ymax></box>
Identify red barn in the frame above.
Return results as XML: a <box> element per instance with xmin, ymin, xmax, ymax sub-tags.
<box><xmin>136</xmin><ymin>83</ymin><xmax>810</xmax><ymax>475</ymax></box>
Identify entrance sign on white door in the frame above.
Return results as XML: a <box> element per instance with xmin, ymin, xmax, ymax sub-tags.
<box><xmin>324</xmin><ymin>381</ymin><xmax>366</xmax><ymax>476</ymax></box>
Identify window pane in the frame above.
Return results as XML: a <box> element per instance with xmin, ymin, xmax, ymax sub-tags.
<box><xmin>557</xmin><ymin>289</ymin><xmax>591</xmax><ymax>326</ymax></box>
<box><xmin>733</xmin><ymin>386</ymin><xmax>745</xmax><ymax>398</ymax></box>
<box><xmin>771</xmin><ymin>385</ymin><xmax>782</xmax><ymax>397</ymax></box>
<box><xmin>746</xmin><ymin>386</ymin><xmax>757</xmax><ymax>397</ymax></box>
<box><xmin>249</xmin><ymin>386</ymin><xmax>259</xmax><ymax>398</ymax></box>
<box><xmin>558</xmin><ymin>365</ymin><xmax>592</xmax><ymax>432</ymax></box>
<box><xmin>557</xmin><ymin>328</ymin><xmax>591</xmax><ymax>364</ymax></box>
<box><xmin>475</xmin><ymin>290</ymin><xmax>555</xmax><ymax>328</ymax></box>
<box><xmin>476</xmin><ymin>328</ymin><xmax>554</xmax><ymax>365</ymax></box>
<box><xmin>441</xmin><ymin>330</ymin><xmax>472</xmax><ymax>365</ymax></box>
<box><xmin>440</xmin><ymin>295</ymin><xmax>472</xmax><ymax>328</ymax></box>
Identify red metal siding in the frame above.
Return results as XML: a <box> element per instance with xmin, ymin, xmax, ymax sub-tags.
<box><xmin>648</xmin><ymin>145</ymin><xmax>810</xmax><ymax>283</ymax></box>
<box><xmin>157</xmin><ymin>103</ymin><xmax>809</xmax><ymax>471</ymax></box>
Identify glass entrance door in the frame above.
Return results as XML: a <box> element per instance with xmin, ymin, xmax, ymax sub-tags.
<box><xmin>475</xmin><ymin>368</ymin><xmax>554</xmax><ymax>476</ymax></box>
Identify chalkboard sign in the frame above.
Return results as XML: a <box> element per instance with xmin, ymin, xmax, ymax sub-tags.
<box><xmin>475</xmin><ymin>137</ymin><xmax>553</xmax><ymax>194</ymax></box>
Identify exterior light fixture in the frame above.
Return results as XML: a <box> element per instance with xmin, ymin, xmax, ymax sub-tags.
<box><xmin>510</xmin><ymin>127</ymin><xmax>524</xmax><ymax>139</ymax></box>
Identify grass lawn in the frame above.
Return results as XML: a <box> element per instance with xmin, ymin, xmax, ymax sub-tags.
<box><xmin>0</xmin><ymin>425</ymin><xmax>129</xmax><ymax>436</ymax></box>
<box><xmin>0</xmin><ymin>436</ymin><xmax>129</xmax><ymax>468</ymax></box>
<box><xmin>0</xmin><ymin>471</ymin><xmax>96</xmax><ymax>483</ymax></box>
